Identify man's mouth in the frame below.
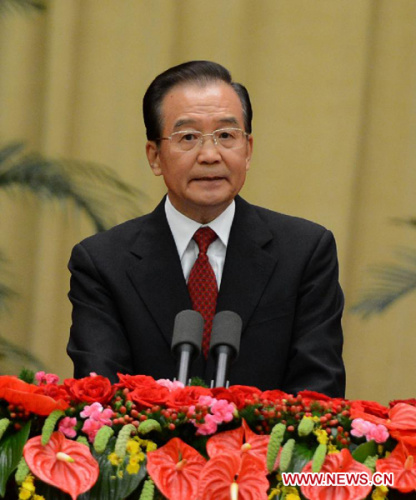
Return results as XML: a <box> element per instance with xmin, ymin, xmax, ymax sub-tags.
<box><xmin>193</xmin><ymin>176</ymin><xmax>225</xmax><ymax>182</ymax></box>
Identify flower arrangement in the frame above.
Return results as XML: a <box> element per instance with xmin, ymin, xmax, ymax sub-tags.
<box><xmin>0</xmin><ymin>371</ymin><xmax>415</xmax><ymax>499</ymax></box>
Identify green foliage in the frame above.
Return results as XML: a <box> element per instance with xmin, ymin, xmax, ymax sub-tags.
<box><xmin>93</xmin><ymin>426</ymin><xmax>114</xmax><ymax>454</ymax></box>
<box><xmin>14</xmin><ymin>456</ymin><xmax>29</xmax><ymax>484</ymax></box>
<box><xmin>139</xmin><ymin>479</ymin><xmax>155</xmax><ymax>500</ymax></box>
<box><xmin>267</xmin><ymin>422</ymin><xmax>286</xmax><ymax>473</ymax></box>
<box><xmin>18</xmin><ymin>368</ymin><xmax>35</xmax><ymax>384</ymax></box>
<box><xmin>352</xmin><ymin>439</ymin><xmax>378</xmax><ymax>463</ymax></box>
<box><xmin>279</xmin><ymin>438</ymin><xmax>296</xmax><ymax>472</ymax></box>
<box><xmin>138</xmin><ymin>419</ymin><xmax>162</xmax><ymax>436</ymax></box>
<box><xmin>0</xmin><ymin>421</ymin><xmax>30</xmax><ymax>497</ymax></box>
<box><xmin>311</xmin><ymin>443</ymin><xmax>327</xmax><ymax>473</ymax></box>
<box><xmin>41</xmin><ymin>410</ymin><xmax>65</xmax><ymax>445</ymax></box>
<box><xmin>189</xmin><ymin>377</ymin><xmax>208</xmax><ymax>387</ymax></box>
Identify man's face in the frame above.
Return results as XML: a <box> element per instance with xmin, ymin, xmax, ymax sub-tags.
<box><xmin>146</xmin><ymin>81</ymin><xmax>253</xmax><ymax>223</ymax></box>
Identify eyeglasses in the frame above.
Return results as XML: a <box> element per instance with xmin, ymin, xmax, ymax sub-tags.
<box><xmin>159</xmin><ymin>127</ymin><xmax>250</xmax><ymax>152</ymax></box>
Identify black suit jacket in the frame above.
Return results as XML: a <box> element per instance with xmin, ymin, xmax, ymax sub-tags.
<box><xmin>67</xmin><ymin>196</ymin><xmax>345</xmax><ymax>396</ymax></box>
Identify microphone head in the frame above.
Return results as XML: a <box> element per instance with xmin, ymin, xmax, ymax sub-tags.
<box><xmin>171</xmin><ymin>310</ymin><xmax>204</xmax><ymax>356</ymax></box>
<box><xmin>209</xmin><ymin>311</ymin><xmax>242</xmax><ymax>358</ymax></box>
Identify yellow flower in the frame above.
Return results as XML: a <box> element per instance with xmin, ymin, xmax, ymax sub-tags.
<box><xmin>21</xmin><ymin>476</ymin><xmax>35</xmax><ymax>493</ymax></box>
<box><xmin>282</xmin><ymin>486</ymin><xmax>300</xmax><ymax>498</ymax></box>
<box><xmin>372</xmin><ymin>485</ymin><xmax>389</xmax><ymax>500</ymax></box>
<box><xmin>146</xmin><ymin>441</ymin><xmax>157</xmax><ymax>452</ymax></box>
<box><xmin>126</xmin><ymin>439</ymin><xmax>140</xmax><ymax>455</ymax></box>
<box><xmin>18</xmin><ymin>489</ymin><xmax>32</xmax><ymax>500</ymax></box>
<box><xmin>286</xmin><ymin>494</ymin><xmax>301</xmax><ymax>500</ymax></box>
<box><xmin>268</xmin><ymin>488</ymin><xmax>279</xmax><ymax>499</ymax></box>
<box><xmin>314</xmin><ymin>428</ymin><xmax>328</xmax><ymax>445</ymax></box>
<box><xmin>108</xmin><ymin>452</ymin><xmax>122</xmax><ymax>466</ymax></box>
<box><xmin>327</xmin><ymin>443</ymin><xmax>339</xmax><ymax>454</ymax></box>
<box><xmin>33</xmin><ymin>496</ymin><xmax>46</xmax><ymax>500</ymax></box>
<box><xmin>126</xmin><ymin>462</ymin><xmax>140</xmax><ymax>475</ymax></box>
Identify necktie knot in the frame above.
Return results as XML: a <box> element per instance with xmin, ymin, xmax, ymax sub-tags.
<box><xmin>193</xmin><ymin>227</ymin><xmax>217</xmax><ymax>254</ymax></box>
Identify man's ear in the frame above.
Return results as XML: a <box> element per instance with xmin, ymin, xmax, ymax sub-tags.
<box><xmin>245</xmin><ymin>135</ymin><xmax>253</xmax><ymax>171</ymax></box>
<box><xmin>146</xmin><ymin>141</ymin><xmax>162</xmax><ymax>176</ymax></box>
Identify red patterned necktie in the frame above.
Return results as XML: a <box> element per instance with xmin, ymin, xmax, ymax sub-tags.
<box><xmin>187</xmin><ymin>227</ymin><xmax>218</xmax><ymax>358</ymax></box>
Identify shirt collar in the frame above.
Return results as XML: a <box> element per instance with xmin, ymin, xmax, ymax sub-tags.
<box><xmin>165</xmin><ymin>196</ymin><xmax>235</xmax><ymax>259</ymax></box>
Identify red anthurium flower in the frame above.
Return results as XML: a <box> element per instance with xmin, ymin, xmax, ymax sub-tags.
<box><xmin>206</xmin><ymin>419</ymin><xmax>269</xmax><ymax>468</ymax></box>
<box><xmin>301</xmin><ymin>448</ymin><xmax>372</xmax><ymax>500</ymax></box>
<box><xmin>0</xmin><ymin>376</ymin><xmax>68</xmax><ymax>415</ymax></box>
<box><xmin>376</xmin><ymin>441</ymin><xmax>416</xmax><ymax>493</ymax></box>
<box><xmin>197</xmin><ymin>450</ymin><xmax>269</xmax><ymax>500</ymax></box>
<box><xmin>351</xmin><ymin>402</ymin><xmax>416</xmax><ymax>445</ymax></box>
<box><xmin>23</xmin><ymin>431</ymin><xmax>99</xmax><ymax>500</ymax></box>
<box><xmin>147</xmin><ymin>437</ymin><xmax>207</xmax><ymax>500</ymax></box>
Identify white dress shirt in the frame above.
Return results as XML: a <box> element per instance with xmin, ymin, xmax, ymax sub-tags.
<box><xmin>164</xmin><ymin>196</ymin><xmax>235</xmax><ymax>289</ymax></box>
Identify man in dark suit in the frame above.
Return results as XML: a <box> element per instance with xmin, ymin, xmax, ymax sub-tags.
<box><xmin>67</xmin><ymin>61</ymin><xmax>345</xmax><ymax>396</ymax></box>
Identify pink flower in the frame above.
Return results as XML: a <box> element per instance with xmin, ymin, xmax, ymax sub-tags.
<box><xmin>367</xmin><ymin>424</ymin><xmax>389</xmax><ymax>443</ymax></box>
<box><xmin>351</xmin><ymin>418</ymin><xmax>389</xmax><ymax>443</ymax></box>
<box><xmin>58</xmin><ymin>417</ymin><xmax>77</xmax><ymax>438</ymax></box>
<box><xmin>80</xmin><ymin>402</ymin><xmax>113</xmax><ymax>442</ymax></box>
<box><xmin>80</xmin><ymin>402</ymin><xmax>112</xmax><ymax>424</ymax></box>
<box><xmin>210</xmin><ymin>399</ymin><xmax>235</xmax><ymax>424</ymax></box>
<box><xmin>195</xmin><ymin>414</ymin><xmax>219</xmax><ymax>436</ymax></box>
<box><xmin>35</xmin><ymin>371</ymin><xmax>59</xmax><ymax>385</ymax></box>
<box><xmin>82</xmin><ymin>419</ymin><xmax>103</xmax><ymax>442</ymax></box>
<box><xmin>156</xmin><ymin>379</ymin><xmax>185</xmax><ymax>391</ymax></box>
<box><xmin>351</xmin><ymin>418</ymin><xmax>375</xmax><ymax>438</ymax></box>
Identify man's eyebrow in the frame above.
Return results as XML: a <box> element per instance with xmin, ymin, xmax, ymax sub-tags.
<box><xmin>218</xmin><ymin>117</ymin><xmax>239</xmax><ymax>126</ymax></box>
<box><xmin>173</xmin><ymin>119</ymin><xmax>197</xmax><ymax>129</ymax></box>
<box><xmin>172</xmin><ymin>117</ymin><xmax>240</xmax><ymax>130</ymax></box>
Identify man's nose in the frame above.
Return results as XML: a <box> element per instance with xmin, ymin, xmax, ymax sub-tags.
<box><xmin>196</xmin><ymin>136</ymin><xmax>221</xmax><ymax>163</ymax></box>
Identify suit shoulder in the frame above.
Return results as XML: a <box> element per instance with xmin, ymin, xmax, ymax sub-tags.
<box><xmin>250</xmin><ymin>203</ymin><xmax>329</xmax><ymax>238</ymax></box>
<box><xmin>74</xmin><ymin>213</ymin><xmax>151</xmax><ymax>252</ymax></box>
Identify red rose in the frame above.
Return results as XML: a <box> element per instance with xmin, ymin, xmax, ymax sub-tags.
<box><xmin>225</xmin><ymin>385</ymin><xmax>262</xmax><ymax>410</ymax></box>
<box><xmin>166</xmin><ymin>386</ymin><xmax>212</xmax><ymax>410</ymax></box>
<box><xmin>115</xmin><ymin>373</ymin><xmax>157</xmax><ymax>391</ymax></box>
<box><xmin>0</xmin><ymin>376</ymin><xmax>68</xmax><ymax>416</ymax></box>
<box><xmin>40</xmin><ymin>384</ymin><xmax>72</xmax><ymax>404</ymax></box>
<box><xmin>390</xmin><ymin>398</ymin><xmax>416</xmax><ymax>408</ymax></box>
<box><xmin>261</xmin><ymin>389</ymin><xmax>290</xmax><ymax>403</ymax></box>
<box><xmin>350</xmin><ymin>400</ymin><xmax>389</xmax><ymax>422</ymax></box>
<box><xmin>211</xmin><ymin>387</ymin><xmax>233</xmax><ymax>402</ymax></box>
<box><xmin>64</xmin><ymin>375</ymin><xmax>114</xmax><ymax>404</ymax></box>
<box><xmin>128</xmin><ymin>384</ymin><xmax>170</xmax><ymax>408</ymax></box>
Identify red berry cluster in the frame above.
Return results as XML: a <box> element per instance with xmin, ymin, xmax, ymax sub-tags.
<box><xmin>2</xmin><ymin>404</ymin><xmax>31</xmax><ymax>430</ymax></box>
<box><xmin>241</xmin><ymin>394</ymin><xmax>351</xmax><ymax>448</ymax></box>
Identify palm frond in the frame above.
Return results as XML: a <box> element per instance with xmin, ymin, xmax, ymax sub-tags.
<box><xmin>0</xmin><ymin>334</ymin><xmax>45</xmax><ymax>375</ymax></box>
<box><xmin>0</xmin><ymin>142</ymin><xmax>144</xmax><ymax>231</ymax></box>
<box><xmin>0</xmin><ymin>0</ymin><xmax>46</xmax><ymax>13</ymax></box>
<box><xmin>0</xmin><ymin>251</ymin><xmax>17</xmax><ymax>312</ymax></box>
<box><xmin>391</xmin><ymin>216</ymin><xmax>416</xmax><ymax>229</ymax></box>
<box><xmin>352</xmin><ymin>248</ymin><xmax>416</xmax><ymax>318</ymax></box>
<box><xmin>0</xmin><ymin>0</ymin><xmax>47</xmax><ymax>14</ymax></box>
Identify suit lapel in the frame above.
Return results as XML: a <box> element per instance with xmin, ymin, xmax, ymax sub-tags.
<box><xmin>216</xmin><ymin>196</ymin><xmax>278</xmax><ymax>331</ymax></box>
<box><xmin>126</xmin><ymin>199</ymin><xmax>192</xmax><ymax>347</ymax></box>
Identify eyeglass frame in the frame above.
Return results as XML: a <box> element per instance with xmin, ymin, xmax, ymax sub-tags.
<box><xmin>157</xmin><ymin>127</ymin><xmax>251</xmax><ymax>151</ymax></box>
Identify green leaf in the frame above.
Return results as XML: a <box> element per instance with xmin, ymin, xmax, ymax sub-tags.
<box><xmin>352</xmin><ymin>440</ymin><xmax>378</xmax><ymax>463</ymax></box>
<box><xmin>0</xmin><ymin>421</ymin><xmax>31</xmax><ymax>497</ymax></box>
<box><xmin>290</xmin><ymin>442</ymin><xmax>315</xmax><ymax>473</ymax></box>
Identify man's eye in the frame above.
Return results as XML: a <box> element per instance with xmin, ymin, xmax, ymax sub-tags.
<box><xmin>180</xmin><ymin>133</ymin><xmax>199</xmax><ymax>142</ymax></box>
<box><xmin>217</xmin><ymin>130</ymin><xmax>237</xmax><ymax>140</ymax></box>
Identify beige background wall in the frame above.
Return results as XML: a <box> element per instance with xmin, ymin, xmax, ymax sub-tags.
<box><xmin>1</xmin><ymin>0</ymin><xmax>416</xmax><ymax>404</ymax></box>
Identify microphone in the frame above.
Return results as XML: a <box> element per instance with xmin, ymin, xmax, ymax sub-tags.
<box><xmin>209</xmin><ymin>311</ymin><xmax>242</xmax><ymax>388</ymax></box>
<box><xmin>171</xmin><ymin>310</ymin><xmax>204</xmax><ymax>386</ymax></box>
